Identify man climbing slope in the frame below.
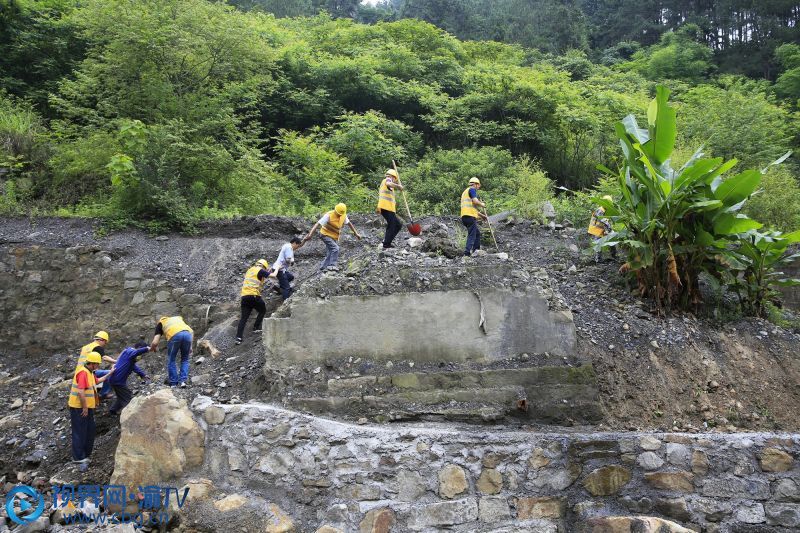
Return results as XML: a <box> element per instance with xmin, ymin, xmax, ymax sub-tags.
<box><xmin>460</xmin><ymin>177</ymin><xmax>488</xmax><ymax>257</ymax></box>
<box><xmin>377</xmin><ymin>168</ymin><xmax>404</xmax><ymax>249</ymax></box>
<box><xmin>303</xmin><ymin>203</ymin><xmax>362</xmax><ymax>271</ymax></box>
<box><xmin>272</xmin><ymin>237</ymin><xmax>304</xmax><ymax>301</ymax></box>
<box><xmin>236</xmin><ymin>258</ymin><xmax>271</xmax><ymax>345</ymax></box>
<box><xmin>149</xmin><ymin>315</ymin><xmax>193</xmax><ymax>388</ymax></box>
<box><xmin>107</xmin><ymin>342</ymin><xmax>151</xmax><ymax>416</ymax></box>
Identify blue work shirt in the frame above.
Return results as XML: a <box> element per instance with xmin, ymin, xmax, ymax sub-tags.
<box><xmin>107</xmin><ymin>346</ymin><xmax>149</xmax><ymax>386</ymax></box>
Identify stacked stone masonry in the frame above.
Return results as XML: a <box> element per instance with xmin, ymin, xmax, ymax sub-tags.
<box><xmin>166</xmin><ymin>397</ymin><xmax>800</xmax><ymax>532</ymax></box>
<box><xmin>0</xmin><ymin>246</ymin><xmax>217</xmax><ymax>355</ymax></box>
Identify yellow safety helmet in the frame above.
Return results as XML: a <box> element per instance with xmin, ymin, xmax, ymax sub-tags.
<box><xmin>602</xmin><ymin>195</ymin><xmax>613</xmax><ymax>202</ymax></box>
<box><xmin>469</xmin><ymin>177</ymin><xmax>481</xmax><ymax>185</ymax></box>
<box><xmin>335</xmin><ymin>203</ymin><xmax>347</xmax><ymax>216</ymax></box>
<box><xmin>257</xmin><ymin>259</ymin><xmax>269</xmax><ymax>269</ymax></box>
<box><xmin>94</xmin><ymin>331</ymin><xmax>109</xmax><ymax>342</ymax></box>
<box><xmin>385</xmin><ymin>169</ymin><xmax>399</xmax><ymax>178</ymax></box>
<box><xmin>85</xmin><ymin>352</ymin><xmax>102</xmax><ymax>364</ymax></box>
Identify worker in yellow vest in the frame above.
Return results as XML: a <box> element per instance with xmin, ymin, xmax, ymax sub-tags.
<box><xmin>236</xmin><ymin>259</ymin><xmax>271</xmax><ymax>345</ymax></box>
<box><xmin>377</xmin><ymin>168</ymin><xmax>404</xmax><ymax>249</ymax></box>
<box><xmin>77</xmin><ymin>330</ymin><xmax>116</xmax><ymax>400</ymax></box>
<box><xmin>69</xmin><ymin>352</ymin><xmax>112</xmax><ymax>471</ymax></box>
<box><xmin>587</xmin><ymin>195</ymin><xmax>616</xmax><ymax>262</ymax></box>
<box><xmin>460</xmin><ymin>177</ymin><xmax>488</xmax><ymax>257</ymax></box>
<box><xmin>303</xmin><ymin>203</ymin><xmax>362</xmax><ymax>271</ymax></box>
<box><xmin>149</xmin><ymin>316</ymin><xmax>193</xmax><ymax>388</ymax></box>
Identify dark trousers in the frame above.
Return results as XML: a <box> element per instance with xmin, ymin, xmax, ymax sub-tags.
<box><xmin>277</xmin><ymin>270</ymin><xmax>295</xmax><ymax>301</ymax></box>
<box><xmin>462</xmin><ymin>216</ymin><xmax>481</xmax><ymax>255</ymax></box>
<box><xmin>381</xmin><ymin>209</ymin><xmax>403</xmax><ymax>247</ymax></box>
<box><xmin>70</xmin><ymin>407</ymin><xmax>96</xmax><ymax>461</ymax></box>
<box><xmin>237</xmin><ymin>295</ymin><xmax>266</xmax><ymax>338</ymax></box>
<box><xmin>109</xmin><ymin>384</ymin><xmax>133</xmax><ymax>414</ymax></box>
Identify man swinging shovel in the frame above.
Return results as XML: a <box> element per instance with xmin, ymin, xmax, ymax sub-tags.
<box><xmin>376</xmin><ymin>161</ymin><xmax>421</xmax><ymax>249</ymax></box>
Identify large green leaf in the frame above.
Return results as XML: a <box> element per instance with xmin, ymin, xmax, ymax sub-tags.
<box><xmin>713</xmin><ymin>169</ymin><xmax>762</xmax><ymax>206</ymax></box>
<box><xmin>714</xmin><ymin>213</ymin><xmax>763</xmax><ymax>235</ymax></box>
<box><xmin>782</xmin><ymin>229</ymin><xmax>800</xmax><ymax>244</ymax></box>
<box><xmin>643</xmin><ymin>85</ymin><xmax>677</xmax><ymax>166</ymax></box>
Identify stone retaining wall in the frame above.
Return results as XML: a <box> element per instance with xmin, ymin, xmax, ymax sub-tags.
<box><xmin>0</xmin><ymin>245</ymin><xmax>220</xmax><ymax>356</ymax></box>
<box><xmin>177</xmin><ymin>397</ymin><xmax>800</xmax><ymax>532</ymax></box>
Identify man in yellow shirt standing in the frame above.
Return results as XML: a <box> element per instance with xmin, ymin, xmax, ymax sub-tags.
<box><xmin>460</xmin><ymin>177</ymin><xmax>488</xmax><ymax>257</ymax></box>
<box><xmin>68</xmin><ymin>352</ymin><xmax>111</xmax><ymax>471</ymax></box>
<box><xmin>377</xmin><ymin>168</ymin><xmax>404</xmax><ymax>249</ymax></box>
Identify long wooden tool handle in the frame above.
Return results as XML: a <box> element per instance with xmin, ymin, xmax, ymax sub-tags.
<box><xmin>483</xmin><ymin>207</ymin><xmax>499</xmax><ymax>251</ymax></box>
<box><xmin>392</xmin><ymin>160</ymin><xmax>413</xmax><ymax>222</ymax></box>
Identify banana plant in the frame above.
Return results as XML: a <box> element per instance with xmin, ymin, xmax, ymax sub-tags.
<box><xmin>595</xmin><ymin>85</ymin><xmax>777</xmax><ymax>314</ymax></box>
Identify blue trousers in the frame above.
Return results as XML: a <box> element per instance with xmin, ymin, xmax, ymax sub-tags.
<box><xmin>462</xmin><ymin>216</ymin><xmax>481</xmax><ymax>255</ymax></box>
<box><xmin>167</xmin><ymin>330</ymin><xmax>192</xmax><ymax>385</ymax></box>
<box><xmin>94</xmin><ymin>370</ymin><xmax>112</xmax><ymax>397</ymax></box>
<box><xmin>320</xmin><ymin>235</ymin><xmax>340</xmax><ymax>270</ymax></box>
<box><xmin>277</xmin><ymin>270</ymin><xmax>295</xmax><ymax>301</ymax></box>
<box><xmin>70</xmin><ymin>407</ymin><xmax>95</xmax><ymax>461</ymax></box>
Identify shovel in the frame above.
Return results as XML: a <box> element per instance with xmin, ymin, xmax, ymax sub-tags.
<box><xmin>391</xmin><ymin>160</ymin><xmax>421</xmax><ymax>236</ymax></box>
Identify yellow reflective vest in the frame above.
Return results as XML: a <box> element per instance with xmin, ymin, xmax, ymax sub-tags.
<box><xmin>241</xmin><ymin>264</ymin><xmax>267</xmax><ymax>297</ymax></box>
<box><xmin>460</xmin><ymin>187</ymin><xmax>479</xmax><ymax>218</ymax></box>
<box><xmin>77</xmin><ymin>341</ymin><xmax>101</xmax><ymax>367</ymax></box>
<box><xmin>159</xmin><ymin>316</ymin><xmax>193</xmax><ymax>341</ymax></box>
<box><xmin>68</xmin><ymin>365</ymin><xmax>97</xmax><ymax>409</ymax></box>
<box><xmin>377</xmin><ymin>178</ymin><xmax>397</xmax><ymax>213</ymax></box>
<box><xmin>588</xmin><ymin>207</ymin><xmax>607</xmax><ymax>237</ymax></box>
<box><xmin>320</xmin><ymin>210</ymin><xmax>345</xmax><ymax>241</ymax></box>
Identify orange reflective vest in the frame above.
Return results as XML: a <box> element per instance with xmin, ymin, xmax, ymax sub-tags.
<box><xmin>460</xmin><ymin>187</ymin><xmax>479</xmax><ymax>218</ymax></box>
<box><xmin>377</xmin><ymin>178</ymin><xmax>397</xmax><ymax>213</ymax></box>
<box><xmin>159</xmin><ymin>316</ymin><xmax>193</xmax><ymax>341</ymax></box>
<box><xmin>320</xmin><ymin>210</ymin><xmax>345</xmax><ymax>241</ymax></box>
<box><xmin>241</xmin><ymin>264</ymin><xmax>267</xmax><ymax>297</ymax></box>
<box><xmin>68</xmin><ymin>365</ymin><xmax>97</xmax><ymax>409</ymax></box>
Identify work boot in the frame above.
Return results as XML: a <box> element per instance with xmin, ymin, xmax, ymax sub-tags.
<box><xmin>235</xmin><ymin>337</ymin><xmax>242</xmax><ymax>345</ymax></box>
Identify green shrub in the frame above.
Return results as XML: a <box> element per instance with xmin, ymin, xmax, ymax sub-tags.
<box><xmin>744</xmin><ymin>165</ymin><xmax>800</xmax><ymax>232</ymax></box>
<box><xmin>514</xmin><ymin>158</ymin><xmax>554</xmax><ymax>222</ymax></box>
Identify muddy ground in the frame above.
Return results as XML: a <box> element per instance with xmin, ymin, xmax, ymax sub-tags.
<box><xmin>1</xmin><ymin>214</ymin><xmax>799</xmax><ymax>494</ymax></box>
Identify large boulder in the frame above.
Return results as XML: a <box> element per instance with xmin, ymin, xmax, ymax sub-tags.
<box><xmin>110</xmin><ymin>389</ymin><xmax>205</xmax><ymax>488</ymax></box>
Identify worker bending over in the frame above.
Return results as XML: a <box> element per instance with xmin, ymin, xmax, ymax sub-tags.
<box><xmin>377</xmin><ymin>168</ymin><xmax>404</xmax><ymax>249</ymax></box>
<box><xmin>150</xmin><ymin>316</ymin><xmax>193</xmax><ymax>388</ymax></box>
<box><xmin>236</xmin><ymin>259</ymin><xmax>271</xmax><ymax>345</ymax></box>
<box><xmin>304</xmin><ymin>203</ymin><xmax>362</xmax><ymax>271</ymax></box>
<box><xmin>460</xmin><ymin>177</ymin><xmax>488</xmax><ymax>257</ymax></box>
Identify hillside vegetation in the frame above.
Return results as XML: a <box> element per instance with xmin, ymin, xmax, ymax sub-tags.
<box><xmin>0</xmin><ymin>0</ymin><xmax>798</xmax><ymax>234</ymax></box>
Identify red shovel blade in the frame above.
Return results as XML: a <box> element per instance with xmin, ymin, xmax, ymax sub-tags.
<box><xmin>408</xmin><ymin>223</ymin><xmax>422</xmax><ymax>236</ymax></box>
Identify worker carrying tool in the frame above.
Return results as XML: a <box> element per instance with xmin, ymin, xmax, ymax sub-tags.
<box><xmin>303</xmin><ymin>203</ymin><xmax>362</xmax><ymax>271</ymax></box>
<box><xmin>236</xmin><ymin>258</ymin><xmax>271</xmax><ymax>345</ymax></box>
<box><xmin>271</xmin><ymin>237</ymin><xmax>304</xmax><ymax>301</ymax></box>
<box><xmin>588</xmin><ymin>195</ymin><xmax>617</xmax><ymax>263</ymax></box>
<box><xmin>68</xmin><ymin>351</ymin><xmax>113</xmax><ymax>471</ymax></box>
<box><xmin>460</xmin><ymin>177</ymin><xmax>488</xmax><ymax>257</ymax></box>
<box><xmin>377</xmin><ymin>168</ymin><xmax>404</xmax><ymax>249</ymax></box>
<box><xmin>150</xmin><ymin>316</ymin><xmax>193</xmax><ymax>388</ymax></box>
<box><xmin>77</xmin><ymin>331</ymin><xmax>115</xmax><ymax>400</ymax></box>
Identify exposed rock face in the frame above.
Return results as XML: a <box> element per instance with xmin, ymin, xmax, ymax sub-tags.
<box><xmin>110</xmin><ymin>389</ymin><xmax>205</xmax><ymax>488</ymax></box>
<box><xmin>160</xmin><ymin>399</ymin><xmax>800</xmax><ymax>532</ymax></box>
